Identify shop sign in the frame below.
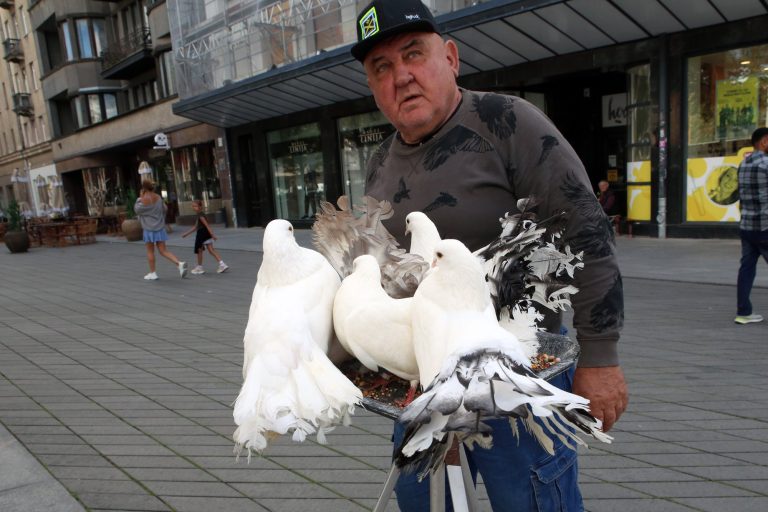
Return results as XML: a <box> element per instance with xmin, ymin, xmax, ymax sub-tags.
<box><xmin>270</xmin><ymin>136</ymin><xmax>321</xmax><ymax>158</ymax></box>
<box><xmin>341</xmin><ymin>124</ymin><xmax>394</xmax><ymax>148</ymax></box>
<box><xmin>602</xmin><ymin>93</ymin><xmax>627</xmax><ymax>127</ymax></box>
<box><xmin>154</xmin><ymin>132</ymin><xmax>170</xmax><ymax>150</ymax></box>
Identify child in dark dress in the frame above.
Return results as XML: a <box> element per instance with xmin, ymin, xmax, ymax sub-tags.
<box><xmin>181</xmin><ymin>200</ymin><xmax>229</xmax><ymax>274</ymax></box>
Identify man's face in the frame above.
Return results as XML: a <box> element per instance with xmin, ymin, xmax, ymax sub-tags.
<box><xmin>364</xmin><ymin>32</ymin><xmax>460</xmax><ymax>144</ymax></box>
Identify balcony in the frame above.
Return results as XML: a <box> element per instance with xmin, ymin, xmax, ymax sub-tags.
<box><xmin>3</xmin><ymin>38</ymin><xmax>23</xmax><ymax>62</ymax></box>
<box><xmin>12</xmin><ymin>92</ymin><xmax>33</xmax><ymax>117</ymax></box>
<box><xmin>101</xmin><ymin>27</ymin><xmax>153</xmax><ymax>80</ymax></box>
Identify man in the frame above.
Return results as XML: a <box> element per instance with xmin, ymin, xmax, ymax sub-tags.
<box><xmin>597</xmin><ymin>180</ymin><xmax>617</xmax><ymax>215</ymax></box>
<box><xmin>352</xmin><ymin>0</ymin><xmax>628</xmax><ymax>510</ymax></box>
<box><xmin>735</xmin><ymin>127</ymin><xmax>768</xmax><ymax>325</ymax></box>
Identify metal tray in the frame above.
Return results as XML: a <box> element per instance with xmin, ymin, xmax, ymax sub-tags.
<box><xmin>359</xmin><ymin>332</ymin><xmax>579</xmax><ymax>421</ymax></box>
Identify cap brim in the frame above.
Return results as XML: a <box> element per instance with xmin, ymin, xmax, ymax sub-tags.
<box><xmin>351</xmin><ymin>20</ymin><xmax>439</xmax><ymax>62</ymax></box>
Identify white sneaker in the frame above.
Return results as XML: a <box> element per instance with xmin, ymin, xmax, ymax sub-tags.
<box><xmin>191</xmin><ymin>266</ymin><xmax>205</xmax><ymax>275</ymax></box>
<box><xmin>734</xmin><ymin>314</ymin><xmax>763</xmax><ymax>324</ymax></box>
<box><xmin>143</xmin><ymin>272</ymin><xmax>159</xmax><ymax>280</ymax></box>
<box><xmin>178</xmin><ymin>261</ymin><xmax>188</xmax><ymax>278</ymax></box>
<box><xmin>217</xmin><ymin>262</ymin><xmax>229</xmax><ymax>273</ymax></box>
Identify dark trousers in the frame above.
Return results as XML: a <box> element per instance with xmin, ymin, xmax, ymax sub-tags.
<box><xmin>737</xmin><ymin>229</ymin><xmax>768</xmax><ymax>316</ymax></box>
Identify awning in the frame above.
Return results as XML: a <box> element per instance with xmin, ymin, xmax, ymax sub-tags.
<box><xmin>173</xmin><ymin>0</ymin><xmax>768</xmax><ymax>128</ymax></box>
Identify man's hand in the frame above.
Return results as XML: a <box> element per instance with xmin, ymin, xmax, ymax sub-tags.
<box><xmin>572</xmin><ymin>366</ymin><xmax>628</xmax><ymax>432</ymax></box>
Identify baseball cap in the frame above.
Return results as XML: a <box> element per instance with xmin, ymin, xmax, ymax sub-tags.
<box><xmin>351</xmin><ymin>0</ymin><xmax>440</xmax><ymax>62</ymax></box>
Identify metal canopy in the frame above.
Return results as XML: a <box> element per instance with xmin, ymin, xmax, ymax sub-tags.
<box><xmin>173</xmin><ymin>0</ymin><xmax>768</xmax><ymax>128</ymax></box>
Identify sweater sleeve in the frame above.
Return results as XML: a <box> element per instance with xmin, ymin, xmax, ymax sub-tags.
<box><xmin>508</xmin><ymin>100</ymin><xmax>624</xmax><ymax>367</ymax></box>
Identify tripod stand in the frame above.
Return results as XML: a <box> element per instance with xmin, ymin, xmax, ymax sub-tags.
<box><xmin>373</xmin><ymin>433</ymin><xmax>481</xmax><ymax>512</ymax></box>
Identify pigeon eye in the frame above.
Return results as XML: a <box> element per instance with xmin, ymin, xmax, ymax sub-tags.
<box><xmin>289</xmin><ymin>226</ymin><xmax>293</xmax><ymax>232</ymax></box>
<box><xmin>436</xmin><ymin>252</ymin><xmax>443</xmax><ymax>258</ymax></box>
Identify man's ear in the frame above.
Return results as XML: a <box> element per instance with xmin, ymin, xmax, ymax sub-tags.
<box><xmin>445</xmin><ymin>39</ymin><xmax>460</xmax><ymax>79</ymax></box>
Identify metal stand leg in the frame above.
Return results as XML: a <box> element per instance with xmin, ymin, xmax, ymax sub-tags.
<box><xmin>376</xmin><ymin>435</ymin><xmax>481</xmax><ymax>512</ymax></box>
<box><xmin>373</xmin><ymin>463</ymin><xmax>400</xmax><ymax>512</ymax></box>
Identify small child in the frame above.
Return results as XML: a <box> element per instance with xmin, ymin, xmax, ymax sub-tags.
<box><xmin>181</xmin><ymin>200</ymin><xmax>229</xmax><ymax>274</ymax></box>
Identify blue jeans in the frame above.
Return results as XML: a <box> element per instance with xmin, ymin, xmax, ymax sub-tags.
<box><xmin>393</xmin><ymin>367</ymin><xmax>583</xmax><ymax>512</ymax></box>
<box><xmin>737</xmin><ymin>230</ymin><xmax>768</xmax><ymax>316</ymax></box>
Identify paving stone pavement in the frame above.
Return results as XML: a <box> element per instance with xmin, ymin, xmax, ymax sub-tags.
<box><xmin>0</xmin><ymin>227</ymin><xmax>766</xmax><ymax>512</ymax></box>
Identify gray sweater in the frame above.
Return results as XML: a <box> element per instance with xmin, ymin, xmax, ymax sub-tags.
<box><xmin>365</xmin><ymin>89</ymin><xmax>623</xmax><ymax>367</ymax></box>
<box><xmin>134</xmin><ymin>195</ymin><xmax>166</xmax><ymax>232</ymax></box>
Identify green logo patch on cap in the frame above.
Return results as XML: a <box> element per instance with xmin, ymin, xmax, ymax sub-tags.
<box><xmin>360</xmin><ymin>6</ymin><xmax>379</xmax><ymax>40</ymax></box>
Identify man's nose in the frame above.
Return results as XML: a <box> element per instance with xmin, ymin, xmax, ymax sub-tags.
<box><xmin>393</xmin><ymin>62</ymin><xmax>413</xmax><ymax>87</ymax></box>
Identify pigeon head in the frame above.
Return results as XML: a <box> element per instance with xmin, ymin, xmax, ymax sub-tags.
<box><xmin>405</xmin><ymin>211</ymin><xmax>434</xmax><ymax>236</ymax></box>
<box><xmin>432</xmin><ymin>239</ymin><xmax>482</xmax><ymax>272</ymax></box>
<box><xmin>263</xmin><ymin>219</ymin><xmax>298</xmax><ymax>255</ymax></box>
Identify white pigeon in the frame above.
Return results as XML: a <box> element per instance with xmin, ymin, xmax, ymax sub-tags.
<box><xmin>405</xmin><ymin>211</ymin><xmax>442</xmax><ymax>261</ymax></box>
<box><xmin>404</xmin><ymin>209</ymin><xmax>547</xmax><ymax>360</ymax></box>
<box><xmin>397</xmin><ymin>239</ymin><xmax>610</xmax><ymax>478</ymax></box>
<box><xmin>233</xmin><ymin>219</ymin><xmax>362</xmax><ymax>456</ymax></box>
<box><xmin>333</xmin><ymin>255</ymin><xmax>420</xmax><ymax>402</ymax></box>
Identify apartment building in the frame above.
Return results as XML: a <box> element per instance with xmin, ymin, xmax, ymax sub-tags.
<box><xmin>23</xmin><ymin>0</ymin><xmax>231</xmax><ymax>225</ymax></box>
<box><xmin>0</xmin><ymin>0</ymin><xmax>55</xmax><ymax>219</ymax></box>
<box><xmin>169</xmin><ymin>0</ymin><xmax>768</xmax><ymax>238</ymax></box>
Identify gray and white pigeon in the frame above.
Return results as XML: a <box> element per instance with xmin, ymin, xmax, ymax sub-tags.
<box><xmin>333</xmin><ymin>255</ymin><xmax>420</xmax><ymax>402</ymax></box>
<box><xmin>396</xmin><ymin>238</ymin><xmax>610</xmax><ymax>479</ymax></box>
<box><xmin>312</xmin><ymin>196</ymin><xmax>428</xmax><ymax>298</ymax></box>
<box><xmin>233</xmin><ymin>219</ymin><xmax>362</xmax><ymax>456</ymax></box>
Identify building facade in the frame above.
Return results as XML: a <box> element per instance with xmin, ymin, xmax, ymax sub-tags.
<box><xmin>21</xmin><ymin>0</ymin><xmax>232</xmax><ymax>226</ymax></box>
<box><xmin>0</xmin><ymin>0</ymin><xmax>55</xmax><ymax>219</ymax></box>
<box><xmin>169</xmin><ymin>0</ymin><xmax>768</xmax><ymax>238</ymax></box>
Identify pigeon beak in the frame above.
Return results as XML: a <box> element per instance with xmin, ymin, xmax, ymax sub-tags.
<box><xmin>431</xmin><ymin>258</ymin><xmax>437</xmax><ymax>268</ymax></box>
<box><xmin>405</xmin><ymin>225</ymin><xmax>411</xmax><ymax>236</ymax></box>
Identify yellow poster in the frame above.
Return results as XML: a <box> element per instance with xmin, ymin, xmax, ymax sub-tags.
<box><xmin>626</xmin><ymin>161</ymin><xmax>651</xmax><ymax>221</ymax></box>
<box><xmin>686</xmin><ymin>147</ymin><xmax>752</xmax><ymax>222</ymax></box>
<box><xmin>716</xmin><ymin>77</ymin><xmax>758</xmax><ymax>140</ymax></box>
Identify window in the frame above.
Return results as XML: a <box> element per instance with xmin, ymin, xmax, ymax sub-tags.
<box><xmin>158</xmin><ymin>51</ymin><xmax>177</xmax><ymax>97</ymax></box>
<box><xmin>21</xmin><ymin>7</ymin><xmax>28</xmax><ymax>36</ymax></box>
<box><xmin>77</xmin><ymin>19</ymin><xmax>94</xmax><ymax>58</ymax></box>
<box><xmin>88</xmin><ymin>94</ymin><xmax>102</xmax><ymax>124</ymax></box>
<box><xmin>267</xmin><ymin>123</ymin><xmax>325</xmax><ymax>220</ymax></box>
<box><xmin>104</xmin><ymin>94</ymin><xmax>117</xmax><ymax>119</ymax></box>
<box><xmin>338</xmin><ymin>112</ymin><xmax>394</xmax><ymax>206</ymax></box>
<box><xmin>61</xmin><ymin>21</ymin><xmax>75</xmax><ymax>61</ymax></box>
<box><xmin>686</xmin><ymin>43</ymin><xmax>768</xmax><ymax>222</ymax></box>
<box><xmin>93</xmin><ymin>19</ymin><xmax>106</xmax><ymax>57</ymax></box>
<box><xmin>29</xmin><ymin>62</ymin><xmax>37</xmax><ymax>90</ymax></box>
<box><xmin>74</xmin><ymin>93</ymin><xmax>120</xmax><ymax>129</ymax></box>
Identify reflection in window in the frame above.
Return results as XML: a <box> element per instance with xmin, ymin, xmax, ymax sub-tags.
<box><xmin>171</xmin><ymin>143</ymin><xmax>220</xmax><ymax>203</ymax></box>
<box><xmin>267</xmin><ymin>123</ymin><xmax>325</xmax><ymax>220</ymax></box>
<box><xmin>62</xmin><ymin>21</ymin><xmax>74</xmax><ymax>61</ymax></box>
<box><xmin>77</xmin><ymin>19</ymin><xmax>93</xmax><ymax>58</ymax></box>
<box><xmin>338</xmin><ymin>111</ymin><xmax>394</xmax><ymax>207</ymax></box>
<box><xmin>687</xmin><ymin>42</ymin><xmax>768</xmax><ymax>159</ymax></box>
<box><xmin>104</xmin><ymin>94</ymin><xmax>118</xmax><ymax>119</ymax></box>
<box><xmin>93</xmin><ymin>19</ymin><xmax>106</xmax><ymax>57</ymax></box>
<box><xmin>88</xmin><ymin>95</ymin><xmax>102</xmax><ymax>124</ymax></box>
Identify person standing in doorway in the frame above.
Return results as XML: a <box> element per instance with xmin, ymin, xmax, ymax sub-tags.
<box><xmin>135</xmin><ymin>179</ymin><xmax>188</xmax><ymax>280</ymax></box>
<box><xmin>735</xmin><ymin>127</ymin><xmax>768</xmax><ymax>324</ymax></box>
<box><xmin>181</xmin><ymin>199</ymin><xmax>229</xmax><ymax>274</ymax></box>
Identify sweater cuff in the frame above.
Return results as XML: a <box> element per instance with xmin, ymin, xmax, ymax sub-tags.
<box><xmin>577</xmin><ymin>339</ymin><xmax>619</xmax><ymax>367</ymax></box>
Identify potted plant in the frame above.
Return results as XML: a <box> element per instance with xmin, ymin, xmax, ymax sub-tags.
<box><xmin>4</xmin><ymin>199</ymin><xmax>30</xmax><ymax>253</ymax></box>
<box><xmin>121</xmin><ymin>188</ymin><xmax>143</xmax><ymax>242</ymax></box>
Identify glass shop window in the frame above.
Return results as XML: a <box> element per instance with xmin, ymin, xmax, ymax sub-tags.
<box><xmin>337</xmin><ymin>111</ymin><xmax>394</xmax><ymax>207</ymax></box>
<box><xmin>686</xmin><ymin>43</ymin><xmax>768</xmax><ymax>222</ymax></box>
<box><xmin>267</xmin><ymin>123</ymin><xmax>325</xmax><ymax>221</ymax></box>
